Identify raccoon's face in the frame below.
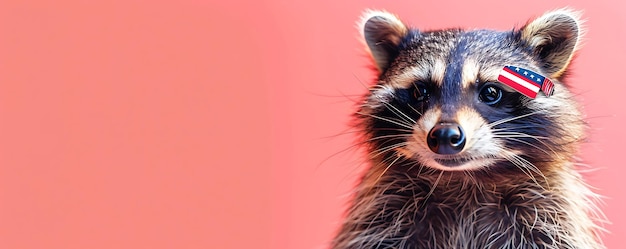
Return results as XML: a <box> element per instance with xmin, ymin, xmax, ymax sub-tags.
<box><xmin>359</xmin><ymin>10</ymin><xmax>585</xmax><ymax>172</ymax></box>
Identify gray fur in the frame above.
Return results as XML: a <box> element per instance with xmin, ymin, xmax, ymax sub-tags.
<box><xmin>333</xmin><ymin>9</ymin><xmax>605</xmax><ymax>249</ymax></box>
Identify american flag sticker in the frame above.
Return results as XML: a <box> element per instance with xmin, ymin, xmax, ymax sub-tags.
<box><xmin>497</xmin><ymin>66</ymin><xmax>554</xmax><ymax>99</ymax></box>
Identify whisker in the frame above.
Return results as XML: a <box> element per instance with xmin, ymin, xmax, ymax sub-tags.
<box><xmin>406</xmin><ymin>103</ymin><xmax>423</xmax><ymax>116</ymax></box>
<box><xmin>356</xmin><ymin>112</ymin><xmax>415</xmax><ymax>130</ymax></box>
<box><xmin>382</xmin><ymin>102</ymin><xmax>416</xmax><ymax>125</ymax></box>
<box><xmin>374</xmin><ymin>154</ymin><xmax>403</xmax><ymax>184</ymax></box>
<box><xmin>317</xmin><ymin>133</ymin><xmax>407</xmax><ymax>168</ymax></box>
<box><xmin>316</xmin><ymin>139</ymin><xmax>370</xmax><ymax>170</ymax></box>
<box><xmin>492</xmin><ymin>132</ymin><xmax>549</xmax><ymax>140</ymax></box>
<box><xmin>367</xmin><ymin>134</ymin><xmax>413</xmax><ymax>142</ymax></box>
<box><xmin>422</xmin><ymin>171</ymin><xmax>444</xmax><ymax>206</ymax></box>
<box><xmin>502</xmin><ymin>153</ymin><xmax>539</xmax><ymax>187</ymax></box>
<box><xmin>495</xmin><ymin>136</ymin><xmax>555</xmax><ymax>158</ymax></box>
<box><xmin>493</xmin><ymin>131</ymin><xmax>558</xmax><ymax>157</ymax></box>
<box><xmin>368</xmin><ymin>127</ymin><xmax>415</xmax><ymax>134</ymax></box>
<box><xmin>370</xmin><ymin>142</ymin><xmax>410</xmax><ymax>158</ymax></box>
<box><xmin>352</xmin><ymin>72</ymin><xmax>374</xmax><ymax>91</ymax></box>
<box><xmin>488</xmin><ymin>111</ymin><xmax>545</xmax><ymax>128</ymax></box>
<box><xmin>490</xmin><ymin>125</ymin><xmax>544</xmax><ymax>132</ymax></box>
<box><xmin>500</xmin><ymin>150</ymin><xmax>548</xmax><ymax>190</ymax></box>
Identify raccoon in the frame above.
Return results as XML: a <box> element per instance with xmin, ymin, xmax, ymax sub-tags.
<box><xmin>332</xmin><ymin>9</ymin><xmax>605</xmax><ymax>249</ymax></box>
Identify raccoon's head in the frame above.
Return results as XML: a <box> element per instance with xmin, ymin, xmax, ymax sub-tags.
<box><xmin>358</xmin><ymin>9</ymin><xmax>585</xmax><ymax>172</ymax></box>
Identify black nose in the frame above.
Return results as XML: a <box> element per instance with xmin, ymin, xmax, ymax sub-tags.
<box><xmin>427</xmin><ymin>123</ymin><xmax>466</xmax><ymax>154</ymax></box>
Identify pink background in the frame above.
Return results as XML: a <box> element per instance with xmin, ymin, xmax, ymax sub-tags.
<box><xmin>0</xmin><ymin>0</ymin><xmax>623</xmax><ymax>248</ymax></box>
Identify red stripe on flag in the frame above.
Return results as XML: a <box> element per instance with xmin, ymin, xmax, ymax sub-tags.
<box><xmin>503</xmin><ymin>67</ymin><xmax>542</xmax><ymax>88</ymax></box>
<box><xmin>497</xmin><ymin>74</ymin><xmax>538</xmax><ymax>98</ymax></box>
<box><xmin>542</xmin><ymin>78</ymin><xmax>554</xmax><ymax>96</ymax></box>
<box><xmin>547</xmin><ymin>84</ymin><xmax>554</xmax><ymax>96</ymax></box>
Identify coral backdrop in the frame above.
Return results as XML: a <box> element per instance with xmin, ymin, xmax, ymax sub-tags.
<box><xmin>0</xmin><ymin>0</ymin><xmax>623</xmax><ymax>248</ymax></box>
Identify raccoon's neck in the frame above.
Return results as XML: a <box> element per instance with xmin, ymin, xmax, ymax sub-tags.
<box><xmin>333</xmin><ymin>160</ymin><xmax>602</xmax><ymax>249</ymax></box>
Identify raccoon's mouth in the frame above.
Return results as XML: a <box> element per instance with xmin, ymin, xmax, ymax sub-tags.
<box><xmin>433</xmin><ymin>157</ymin><xmax>473</xmax><ymax>167</ymax></box>
<box><xmin>429</xmin><ymin>155</ymin><xmax>500</xmax><ymax>170</ymax></box>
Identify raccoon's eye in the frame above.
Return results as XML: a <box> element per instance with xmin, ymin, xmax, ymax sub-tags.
<box><xmin>479</xmin><ymin>84</ymin><xmax>503</xmax><ymax>105</ymax></box>
<box><xmin>412</xmin><ymin>82</ymin><xmax>430</xmax><ymax>102</ymax></box>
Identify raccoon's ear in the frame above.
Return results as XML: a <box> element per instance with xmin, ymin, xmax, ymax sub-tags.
<box><xmin>519</xmin><ymin>9</ymin><xmax>583</xmax><ymax>78</ymax></box>
<box><xmin>360</xmin><ymin>10</ymin><xmax>408</xmax><ymax>73</ymax></box>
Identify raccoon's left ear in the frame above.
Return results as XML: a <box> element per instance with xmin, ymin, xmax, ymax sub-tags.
<box><xmin>360</xmin><ymin>10</ymin><xmax>409</xmax><ymax>74</ymax></box>
<box><xmin>519</xmin><ymin>9</ymin><xmax>583</xmax><ymax>78</ymax></box>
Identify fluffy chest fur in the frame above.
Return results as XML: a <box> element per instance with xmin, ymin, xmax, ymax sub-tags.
<box><xmin>334</xmin><ymin>162</ymin><xmax>600</xmax><ymax>248</ymax></box>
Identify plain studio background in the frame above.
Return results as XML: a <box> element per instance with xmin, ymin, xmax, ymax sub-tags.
<box><xmin>0</xmin><ymin>0</ymin><xmax>624</xmax><ymax>248</ymax></box>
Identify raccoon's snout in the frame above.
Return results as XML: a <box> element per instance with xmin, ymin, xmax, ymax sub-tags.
<box><xmin>427</xmin><ymin>123</ymin><xmax>466</xmax><ymax>155</ymax></box>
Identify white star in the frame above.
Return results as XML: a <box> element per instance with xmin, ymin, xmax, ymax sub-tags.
<box><xmin>515</xmin><ymin>67</ymin><xmax>520</xmax><ymax>71</ymax></box>
<box><xmin>536</xmin><ymin>78</ymin><xmax>541</xmax><ymax>82</ymax></box>
<box><xmin>530</xmin><ymin>75</ymin><xmax>534</xmax><ymax>78</ymax></box>
<box><xmin>523</xmin><ymin>71</ymin><xmax>528</xmax><ymax>75</ymax></box>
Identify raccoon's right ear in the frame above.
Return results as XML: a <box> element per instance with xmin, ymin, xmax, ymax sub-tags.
<box><xmin>519</xmin><ymin>9</ymin><xmax>584</xmax><ymax>78</ymax></box>
<box><xmin>360</xmin><ymin>10</ymin><xmax>408</xmax><ymax>74</ymax></box>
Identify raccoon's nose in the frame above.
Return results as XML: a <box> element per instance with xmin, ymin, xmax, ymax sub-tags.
<box><xmin>427</xmin><ymin>123</ymin><xmax>466</xmax><ymax>155</ymax></box>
